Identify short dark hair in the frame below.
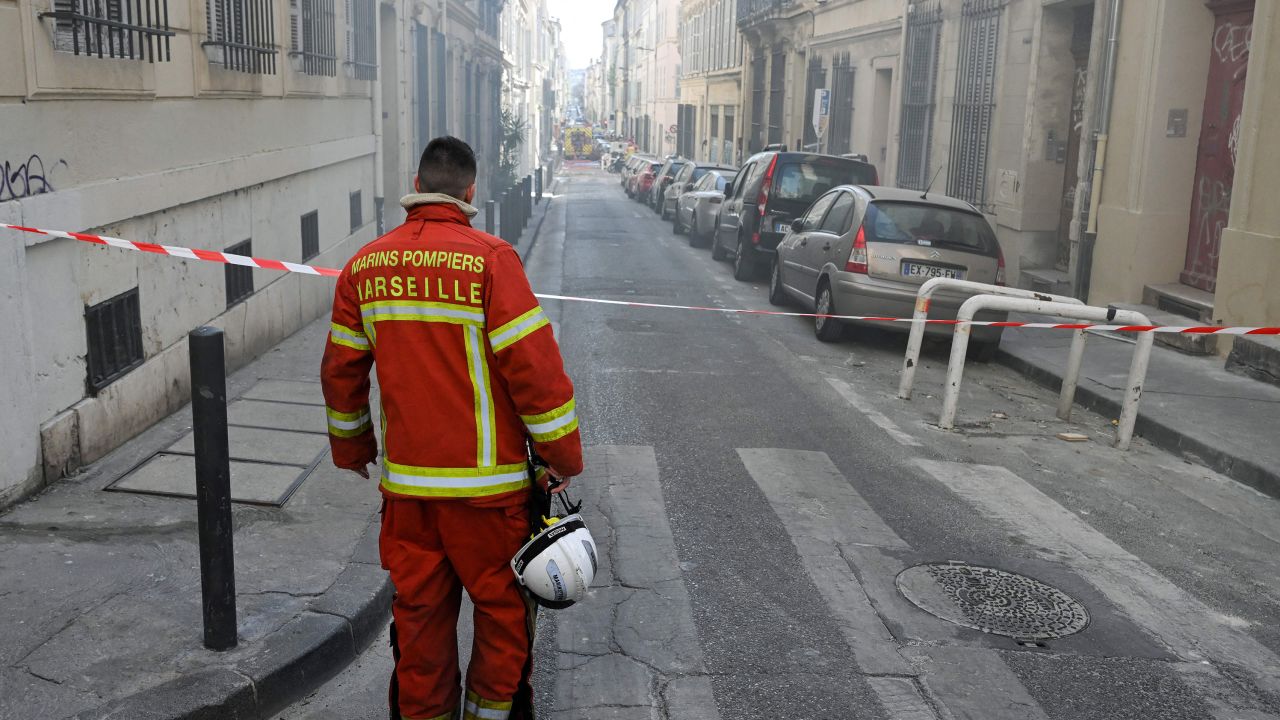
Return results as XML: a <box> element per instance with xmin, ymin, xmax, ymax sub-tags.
<box><xmin>417</xmin><ymin>136</ymin><xmax>478</xmax><ymax>199</ymax></box>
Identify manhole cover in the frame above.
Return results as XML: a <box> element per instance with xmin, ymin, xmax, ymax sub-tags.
<box><xmin>896</xmin><ymin>562</ymin><xmax>1089</xmax><ymax>640</ymax></box>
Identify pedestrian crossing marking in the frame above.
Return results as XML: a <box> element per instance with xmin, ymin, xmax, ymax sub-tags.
<box><xmin>826</xmin><ymin>377</ymin><xmax>924</xmax><ymax>447</ymax></box>
<box><xmin>916</xmin><ymin>459</ymin><xmax>1280</xmax><ymax>698</ymax></box>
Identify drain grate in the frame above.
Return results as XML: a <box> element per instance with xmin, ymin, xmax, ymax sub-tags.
<box><xmin>896</xmin><ymin>562</ymin><xmax>1089</xmax><ymax>641</ymax></box>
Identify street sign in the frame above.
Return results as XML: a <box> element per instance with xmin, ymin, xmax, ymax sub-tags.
<box><xmin>812</xmin><ymin>89</ymin><xmax>830</xmax><ymax>138</ymax></box>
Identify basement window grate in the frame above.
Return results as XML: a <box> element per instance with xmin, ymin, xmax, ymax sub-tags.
<box><xmin>42</xmin><ymin>0</ymin><xmax>174</xmax><ymax>62</ymax></box>
<box><xmin>225</xmin><ymin>239</ymin><xmax>254</xmax><ymax>307</ymax></box>
<box><xmin>203</xmin><ymin>0</ymin><xmax>278</xmax><ymax>74</ymax></box>
<box><xmin>301</xmin><ymin>211</ymin><xmax>319</xmax><ymax>261</ymax></box>
<box><xmin>349</xmin><ymin>191</ymin><xmax>362</xmax><ymax>233</ymax></box>
<box><xmin>85</xmin><ymin>287</ymin><xmax>144</xmax><ymax>393</ymax></box>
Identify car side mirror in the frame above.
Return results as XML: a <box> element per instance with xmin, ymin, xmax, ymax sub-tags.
<box><xmin>791</xmin><ymin>218</ymin><xmax>807</xmax><ymax>233</ymax></box>
<box><xmin>723</xmin><ymin>181</ymin><xmax>734</xmax><ymax>196</ymax></box>
<box><xmin>685</xmin><ymin>183</ymin><xmax>695</xmax><ymax>191</ymax></box>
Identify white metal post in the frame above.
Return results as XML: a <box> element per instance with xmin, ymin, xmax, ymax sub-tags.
<box><xmin>898</xmin><ymin>279</ymin><xmax>1083</xmax><ymax>400</ymax></box>
<box><xmin>1116</xmin><ymin>331</ymin><xmax>1155</xmax><ymax>450</ymax></box>
<box><xmin>1057</xmin><ymin>329</ymin><xmax>1089</xmax><ymax>421</ymax></box>
<box><xmin>937</xmin><ymin>296</ymin><xmax>1152</xmax><ymax>450</ymax></box>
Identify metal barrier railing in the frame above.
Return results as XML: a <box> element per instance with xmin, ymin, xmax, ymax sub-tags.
<box><xmin>938</xmin><ymin>296</ymin><xmax>1153</xmax><ymax>450</ymax></box>
<box><xmin>898</xmin><ymin>278</ymin><xmax>1084</xmax><ymax>402</ymax></box>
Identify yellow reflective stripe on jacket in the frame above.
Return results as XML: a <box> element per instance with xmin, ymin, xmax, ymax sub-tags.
<box><xmin>380</xmin><ymin>462</ymin><xmax>530</xmax><ymax>498</ymax></box>
<box><xmin>327</xmin><ymin>406</ymin><xmax>372</xmax><ymax>438</ymax></box>
<box><xmin>361</xmin><ymin>300</ymin><xmax>485</xmax><ymax>327</ymax></box>
<box><xmin>489</xmin><ymin>307</ymin><xmax>550</xmax><ymax>352</ymax></box>
<box><xmin>329</xmin><ymin>322</ymin><xmax>370</xmax><ymax>352</ymax></box>
<box><xmin>464</xmin><ymin>325</ymin><xmax>498</xmax><ymax>467</ymax></box>
<box><xmin>521</xmin><ymin>398</ymin><xmax>578</xmax><ymax>443</ymax></box>
<box><xmin>464</xmin><ymin>691</ymin><xmax>512</xmax><ymax>720</ymax></box>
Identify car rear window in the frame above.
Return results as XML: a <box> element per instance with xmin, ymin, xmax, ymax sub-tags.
<box><xmin>771</xmin><ymin>160</ymin><xmax>876</xmax><ymax>201</ymax></box>
<box><xmin>690</xmin><ymin>167</ymin><xmax>713</xmax><ymax>184</ymax></box>
<box><xmin>862</xmin><ymin>202</ymin><xmax>998</xmax><ymax>255</ymax></box>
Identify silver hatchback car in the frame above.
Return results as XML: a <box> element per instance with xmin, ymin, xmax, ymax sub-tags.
<box><xmin>770</xmin><ymin>185</ymin><xmax>1008</xmax><ymax>357</ymax></box>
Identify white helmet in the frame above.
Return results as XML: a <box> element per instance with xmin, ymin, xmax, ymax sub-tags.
<box><xmin>511</xmin><ymin>513</ymin><xmax>598</xmax><ymax>609</ymax></box>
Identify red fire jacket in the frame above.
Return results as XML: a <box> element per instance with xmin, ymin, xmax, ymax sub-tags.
<box><xmin>321</xmin><ymin>195</ymin><xmax>582</xmax><ymax>501</ymax></box>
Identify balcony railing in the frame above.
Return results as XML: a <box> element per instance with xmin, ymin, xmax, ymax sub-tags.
<box><xmin>737</xmin><ymin>0</ymin><xmax>792</xmax><ymax>28</ymax></box>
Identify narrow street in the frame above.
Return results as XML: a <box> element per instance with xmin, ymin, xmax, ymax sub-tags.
<box><xmin>279</xmin><ymin>166</ymin><xmax>1280</xmax><ymax>720</ymax></box>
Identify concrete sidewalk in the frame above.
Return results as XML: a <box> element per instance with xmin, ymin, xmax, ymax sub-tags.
<box><xmin>998</xmin><ymin>315</ymin><xmax>1280</xmax><ymax>498</ymax></box>
<box><xmin>0</xmin><ymin>181</ymin><xmax>562</xmax><ymax>720</ymax></box>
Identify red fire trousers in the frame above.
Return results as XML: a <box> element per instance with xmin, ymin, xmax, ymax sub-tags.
<box><xmin>381</xmin><ymin>494</ymin><xmax>534</xmax><ymax>720</ymax></box>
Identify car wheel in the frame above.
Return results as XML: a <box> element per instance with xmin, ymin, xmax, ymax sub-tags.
<box><xmin>768</xmin><ymin>258</ymin><xmax>787</xmax><ymax>307</ymax></box>
<box><xmin>732</xmin><ymin>237</ymin><xmax>757</xmax><ymax>281</ymax></box>
<box><xmin>673</xmin><ymin>210</ymin><xmax>685</xmax><ymax>235</ymax></box>
<box><xmin>711</xmin><ymin>227</ymin><xmax>728</xmax><ymax>260</ymax></box>
<box><xmin>814</xmin><ymin>282</ymin><xmax>846</xmax><ymax>343</ymax></box>
<box><xmin>662</xmin><ymin>202</ymin><xmax>672</xmax><ymax>222</ymax></box>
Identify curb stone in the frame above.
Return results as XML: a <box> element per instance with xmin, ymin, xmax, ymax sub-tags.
<box><xmin>997</xmin><ymin>349</ymin><xmax>1280</xmax><ymax>500</ymax></box>
<box><xmin>73</xmin><ymin>520</ymin><xmax>393</xmax><ymax>720</ymax></box>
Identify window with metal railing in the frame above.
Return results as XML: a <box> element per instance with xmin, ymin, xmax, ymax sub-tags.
<box><xmin>897</xmin><ymin>0</ymin><xmax>943</xmax><ymax>191</ymax></box>
<box><xmin>344</xmin><ymin>0</ymin><xmax>375</xmax><ymax>80</ymax></box>
<box><xmin>290</xmin><ymin>0</ymin><xmax>336</xmax><ymax>76</ymax></box>
<box><xmin>947</xmin><ymin>0</ymin><xmax>1002</xmax><ymax>209</ymax></box>
<box><xmin>225</xmin><ymin>239</ymin><xmax>254</xmax><ymax>307</ymax></box>
<box><xmin>85</xmin><ymin>287</ymin><xmax>144</xmax><ymax>393</ymax></box>
<box><xmin>43</xmin><ymin>0</ymin><xmax>173</xmax><ymax>62</ymax></box>
<box><xmin>828</xmin><ymin>53</ymin><xmax>855</xmax><ymax>156</ymax></box>
<box><xmin>767</xmin><ymin>50</ymin><xmax>785</xmax><ymax>146</ymax></box>
<box><xmin>204</xmin><ymin>0</ymin><xmax>277</xmax><ymax>74</ymax></box>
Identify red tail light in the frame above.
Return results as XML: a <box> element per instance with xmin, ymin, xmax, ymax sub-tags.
<box><xmin>995</xmin><ymin>246</ymin><xmax>1007</xmax><ymax>286</ymax></box>
<box><xmin>752</xmin><ymin>156</ymin><xmax>779</xmax><ymax>246</ymax></box>
<box><xmin>845</xmin><ymin>226</ymin><xmax>868</xmax><ymax>274</ymax></box>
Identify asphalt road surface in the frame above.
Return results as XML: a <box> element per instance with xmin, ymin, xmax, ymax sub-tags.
<box><xmin>278</xmin><ymin>165</ymin><xmax>1280</xmax><ymax>720</ymax></box>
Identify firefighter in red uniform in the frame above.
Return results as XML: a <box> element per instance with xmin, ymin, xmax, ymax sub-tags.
<box><xmin>321</xmin><ymin>136</ymin><xmax>582</xmax><ymax>720</ymax></box>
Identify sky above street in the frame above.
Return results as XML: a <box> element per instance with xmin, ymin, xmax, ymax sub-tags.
<box><xmin>548</xmin><ymin>0</ymin><xmax>612</xmax><ymax>69</ymax></box>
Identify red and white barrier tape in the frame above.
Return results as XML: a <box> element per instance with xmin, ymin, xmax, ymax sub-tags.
<box><xmin>6</xmin><ymin>223</ymin><xmax>1278</xmax><ymax>336</ymax></box>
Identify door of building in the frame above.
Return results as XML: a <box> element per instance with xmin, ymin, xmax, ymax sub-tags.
<box><xmin>1181</xmin><ymin>0</ymin><xmax>1254</xmax><ymax>292</ymax></box>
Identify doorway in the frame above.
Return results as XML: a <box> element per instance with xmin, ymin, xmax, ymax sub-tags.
<box><xmin>1180</xmin><ymin>0</ymin><xmax>1254</xmax><ymax>292</ymax></box>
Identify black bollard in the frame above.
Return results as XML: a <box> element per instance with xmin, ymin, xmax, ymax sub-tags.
<box><xmin>535</xmin><ymin>167</ymin><xmax>543</xmax><ymax>203</ymax></box>
<box><xmin>485</xmin><ymin>199</ymin><xmax>496</xmax><ymax>235</ymax></box>
<box><xmin>499</xmin><ymin>191</ymin><xmax>509</xmax><ymax>243</ymax></box>
<box><xmin>189</xmin><ymin>327</ymin><xmax>237</xmax><ymax>651</ymax></box>
<box><xmin>523</xmin><ymin>176</ymin><xmax>532</xmax><ymax>226</ymax></box>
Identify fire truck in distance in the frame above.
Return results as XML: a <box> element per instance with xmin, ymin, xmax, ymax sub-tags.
<box><xmin>563</xmin><ymin>126</ymin><xmax>597</xmax><ymax>160</ymax></box>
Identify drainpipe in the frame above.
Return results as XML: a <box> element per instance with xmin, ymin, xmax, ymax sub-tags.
<box><xmin>1085</xmin><ymin>0</ymin><xmax>1122</xmax><ymax>235</ymax></box>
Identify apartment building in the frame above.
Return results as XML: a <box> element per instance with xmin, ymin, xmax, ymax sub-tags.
<box><xmin>501</xmin><ymin>0</ymin><xmax>567</xmax><ymax>178</ymax></box>
<box><xmin>612</xmin><ymin>0</ymin><xmax>681</xmax><ymax>155</ymax></box>
<box><xmin>1088</xmin><ymin>0</ymin><xmax>1278</xmax><ymax>361</ymax></box>
<box><xmin>0</xmin><ymin>0</ymin><xmax>504</xmax><ymax>506</ymax></box>
<box><xmin>676</xmin><ymin>0</ymin><xmax>745</xmax><ymax>164</ymax></box>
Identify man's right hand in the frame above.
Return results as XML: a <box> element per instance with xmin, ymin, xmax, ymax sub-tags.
<box><xmin>538</xmin><ymin>467</ymin><xmax>572</xmax><ymax>494</ymax></box>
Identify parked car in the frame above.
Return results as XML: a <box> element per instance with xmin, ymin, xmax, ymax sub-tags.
<box><xmin>711</xmin><ymin>151</ymin><xmax>878</xmax><ymax>281</ymax></box>
<box><xmin>621</xmin><ymin>155</ymin><xmax>648</xmax><ymax>190</ymax></box>
<box><xmin>662</xmin><ymin>163</ymin><xmax>735</xmax><ymax>221</ymax></box>
<box><xmin>674</xmin><ymin>170</ymin><xmax>733</xmax><ymax>245</ymax></box>
<box><xmin>649</xmin><ymin>158</ymin><xmax>687</xmax><ymax>211</ymax></box>
<box><xmin>624</xmin><ymin>156</ymin><xmax>655</xmax><ymax>196</ymax></box>
<box><xmin>620</xmin><ymin>155</ymin><xmax>638</xmax><ymax>188</ymax></box>
<box><xmin>769</xmin><ymin>185</ymin><xmax>1007</xmax><ymax>357</ymax></box>
<box><xmin>634</xmin><ymin>161</ymin><xmax>662</xmax><ymax>201</ymax></box>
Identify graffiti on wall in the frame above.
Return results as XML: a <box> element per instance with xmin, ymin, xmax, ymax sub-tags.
<box><xmin>1213</xmin><ymin>22</ymin><xmax>1252</xmax><ymax>64</ymax></box>
<box><xmin>1</xmin><ymin>155</ymin><xmax>69</xmax><ymax>202</ymax></box>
